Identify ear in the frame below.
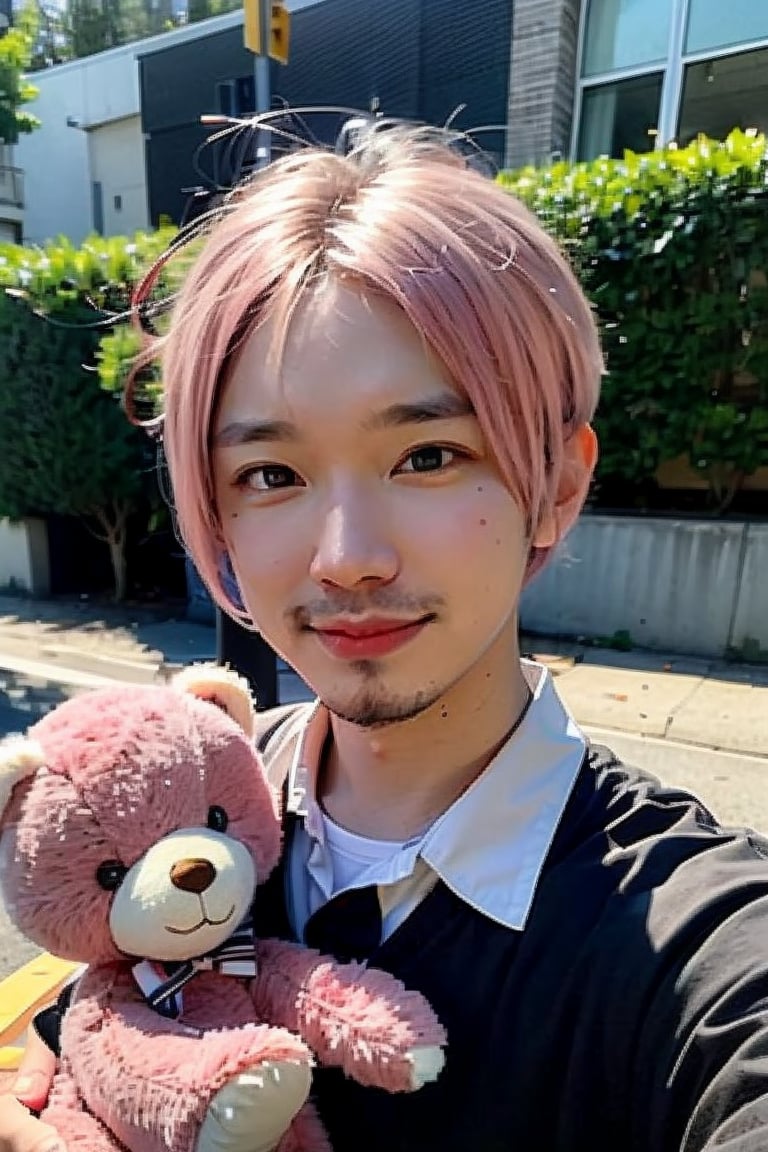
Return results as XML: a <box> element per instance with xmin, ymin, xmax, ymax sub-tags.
<box><xmin>172</xmin><ymin>663</ymin><xmax>255</xmax><ymax>738</ymax></box>
<box><xmin>0</xmin><ymin>736</ymin><xmax>46</xmax><ymax>826</ymax></box>
<box><xmin>532</xmin><ymin>424</ymin><xmax>598</xmax><ymax>550</ymax></box>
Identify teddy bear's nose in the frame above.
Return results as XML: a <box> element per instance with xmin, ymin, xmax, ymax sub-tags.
<box><xmin>170</xmin><ymin>857</ymin><xmax>217</xmax><ymax>894</ymax></box>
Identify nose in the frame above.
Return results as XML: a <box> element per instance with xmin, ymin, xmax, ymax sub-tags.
<box><xmin>310</xmin><ymin>490</ymin><xmax>399</xmax><ymax>590</ymax></box>
<box><xmin>170</xmin><ymin>857</ymin><xmax>217</xmax><ymax>894</ymax></box>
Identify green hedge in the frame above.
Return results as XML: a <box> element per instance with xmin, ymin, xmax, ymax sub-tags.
<box><xmin>0</xmin><ymin>229</ymin><xmax>176</xmax><ymax>598</ymax></box>
<box><xmin>500</xmin><ymin>130</ymin><xmax>768</xmax><ymax>512</ymax></box>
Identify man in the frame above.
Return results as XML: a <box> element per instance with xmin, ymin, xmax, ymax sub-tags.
<box><xmin>2</xmin><ymin>125</ymin><xmax>768</xmax><ymax>1152</ymax></box>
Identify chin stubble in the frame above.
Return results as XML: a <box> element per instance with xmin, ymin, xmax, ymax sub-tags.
<box><xmin>323</xmin><ymin>675</ymin><xmax>443</xmax><ymax>729</ymax></box>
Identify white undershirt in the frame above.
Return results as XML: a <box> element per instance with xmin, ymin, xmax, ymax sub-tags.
<box><xmin>320</xmin><ymin>811</ymin><xmax>413</xmax><ymax>892</ymax></box>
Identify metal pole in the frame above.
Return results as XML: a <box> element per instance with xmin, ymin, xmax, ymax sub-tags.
<box><xmin>255</xmin><ymin>0</ymin><xmax>271</xmax><ymax>166</ymax></box>
<box><xmin>216</xmin><ymin>611</ymin><xmax>279</xmax><ymax>709</ymax></box>
<box><xmin>215</xmin><ymin>0</ymin><xmax>278</xmax><ymax>708</ymax></box>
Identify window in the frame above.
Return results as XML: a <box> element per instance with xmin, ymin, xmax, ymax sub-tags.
<box><xmin>575</xmin><ymin>0</ymin><xmax>768</xmax><ymax>161</ymax></box>
<box><xmin>678</xmin><ymin>46</ymin><xmax>768</xmax><ymax>145</ymax></box>
<box><xmin>582</xmin><ymin>0</ymin><xmax>673</xmax><ymax>77</ymax></box>
<box><xmin>685</xmin><ymin>0</ymin><xmax>768</xmax><ymax>55</ymax></box>
<box><xmin>578</xmin><ymin>73</ymin><xmax>663</xmax><ymax>159</ymax></box>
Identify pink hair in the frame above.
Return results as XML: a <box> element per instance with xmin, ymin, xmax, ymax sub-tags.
<box><xmin>145</xmin><ymin>128</ymin><xmax>603</xmax><ymax>616</ymax></box>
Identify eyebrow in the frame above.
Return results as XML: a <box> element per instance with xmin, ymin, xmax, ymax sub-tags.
<box><xmin>213</xmin><ymin>392</ymin><xmax>475</xmax><ymax>448</ymax></box>
<box><xmin>361</xmin><ymin>392</ymin><xmax>475</xmax><ymax>431</ymax></box>
<box><xmin>212</xmin><ymin>419</ymin><xmax>297</xmax><ymax>448</ymax></box>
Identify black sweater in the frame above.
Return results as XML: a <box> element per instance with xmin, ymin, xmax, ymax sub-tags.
<box><xmin>42</xmin><ymin>745</ymin><xmax>768</xmax><ymax>1151</ymax></box>
<box><xmin>267</xmin><ymin>745</ymin><xmax>768</xmax><ymax>1152</ymax></box>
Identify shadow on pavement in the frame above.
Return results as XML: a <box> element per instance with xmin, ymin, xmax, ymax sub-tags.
<box><xmin>521</xmin><ymin>634</ymin><xmax>768</xmax><ymax>687</ymax></box>
<box><xmin>0</xmin><ymin>669</ymin><xmax>71</xmax><ymax>738</ymax></box>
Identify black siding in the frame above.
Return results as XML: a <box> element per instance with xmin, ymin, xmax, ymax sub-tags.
<box><xmin>141</xmin><ymin>0</ymin><xmax>513</xmax><ymax>225</ymax></box>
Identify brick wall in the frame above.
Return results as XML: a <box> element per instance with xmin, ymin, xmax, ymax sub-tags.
<box><xmin>506</xmin><ymin>0</ymin><xmax>582</xmax><ymax>168</ymax></box>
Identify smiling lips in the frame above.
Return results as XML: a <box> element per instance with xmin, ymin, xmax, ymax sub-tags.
<box><xmin>310</xmin><ymin>616</ymin><xmax>432</xmax><ymax>660</ymax></box>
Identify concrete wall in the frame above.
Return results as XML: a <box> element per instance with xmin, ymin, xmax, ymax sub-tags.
<box><xmin>0</xmin><ymin>520</ymin><xmax>50</xmax><ymax>596</ymax></box>
<box><xmin>521</xmin><ymin>515</ymin><xmax>768</xmax><ymax>660</ymax></box>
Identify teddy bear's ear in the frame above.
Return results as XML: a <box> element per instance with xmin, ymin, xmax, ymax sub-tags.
<box><xmin>0</xmin><ymin>736</ymin><xmax>46</xmax><ymax>825</ymax></box>
<box><xmin>172</xmin><ymin>663</ymin><xmax>255</xmax><ymax>738</ymax></box>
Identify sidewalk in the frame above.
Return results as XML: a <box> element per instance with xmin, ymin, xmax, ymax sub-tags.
<box><xmin>0</xmin><ymin>594</ymin><xmax>766</xmax><ymax>753</ymax></box>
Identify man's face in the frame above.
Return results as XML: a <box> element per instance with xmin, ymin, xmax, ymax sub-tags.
<box><xmin>212</xmin><ymin>280</ymin><xmax>532</xmax><ymax>727</ymax></box>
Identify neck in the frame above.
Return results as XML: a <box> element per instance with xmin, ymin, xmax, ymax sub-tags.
<box><xmin>319</xmin><ymin>626</ymin><xmax>531</xmax><ymax>840</ymax></box>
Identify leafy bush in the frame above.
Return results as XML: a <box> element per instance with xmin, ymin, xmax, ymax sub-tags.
<box><xmin>500</xmin><ymin>130</ymin><xmax>768</xmax><ymax>512</ymax></box>
<box><xmin>0</xmin><ymin>229</ymin><xmax>175</xmax><ymax>599</ymax></box>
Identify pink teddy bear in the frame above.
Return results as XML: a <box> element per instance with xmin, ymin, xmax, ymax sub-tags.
<box><xmin>0</xmin><ymin>665</ymin><xmax>446</xmax><ymax>1152</ymax></box>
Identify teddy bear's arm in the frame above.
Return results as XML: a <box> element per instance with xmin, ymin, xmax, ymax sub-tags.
<box><xmin>251</xmin><ymin>939</ymin><xmax>447</xmax><ymax>1093</ymax></box>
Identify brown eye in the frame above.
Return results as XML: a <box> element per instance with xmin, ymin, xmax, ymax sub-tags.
<box><xmin>207</xmin><ymin>806</ymin><xmax>228</xmax><ymax>833</ymax></box>
<box><xmin>96</xmin><ymin>860</ymin><xmax>128</xmax><ymax>891</ymax></box>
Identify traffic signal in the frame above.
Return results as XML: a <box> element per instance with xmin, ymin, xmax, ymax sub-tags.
<box><xmin>243</xmin><ymin>0</ymin><xmax>291</xmax><ymax>65</ymax></box>
<box><xmin>243</xmin><ymin>0</ymin><xmax>260</xmax><ymax>54</ymax></box>
<box><xmin>269</xmin><ymin>1</ymin><xmax>290</xmax><ymax>65</ymax></box>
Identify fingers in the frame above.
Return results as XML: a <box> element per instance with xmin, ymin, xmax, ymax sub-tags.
<box><xmin>10</xmin><ymin>1033</ymin><xmax>57</xmax><ymax>1113</ymax></box>
<box><xmin>0</xmin><ymin>1095</ymin><xmax>63</xmax><ymax>1152</ymax></box>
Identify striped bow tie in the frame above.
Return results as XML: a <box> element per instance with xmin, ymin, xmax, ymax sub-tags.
<box><xmin>132</xmin><ymin>914</ymin><xmax>258</xmax><ymax>1019</ymax></box>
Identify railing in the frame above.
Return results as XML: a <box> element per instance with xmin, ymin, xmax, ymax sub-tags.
<box><xmin>0</xmin><ymin>165</ymin><xmax>23</xmax><ymax>209</ymax></box>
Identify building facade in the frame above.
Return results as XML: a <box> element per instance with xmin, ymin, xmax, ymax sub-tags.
<box><xmin>506</xmin><ymin>0</ymin><xmax>768</xmax><ymax>166</ymax></box>
<box><xmin>573</xmin><ymin>0</ymin><xmax>768</xmax><ymax>161</ymax></box>
<box><xmin>139</xmin><ymin>0</ymin><xmax>514</xmax><ymax>227</ymax></box>
<box><xmin>10</xmin><ymin>0</ymin><xmax>768</xmax><ymax>245</ymax></box>
<box><xmin>0</xmin><ymin>0</ymin><xmax>24</xmax><ymax>241</ymax></box>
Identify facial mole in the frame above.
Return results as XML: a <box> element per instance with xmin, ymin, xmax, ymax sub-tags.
<box><xmin>477</xmin><ymin>486</ymin><xmax>484</xmax><ymax>493</ymax></box>
<box><xmin>479</xmin><ymin>519</ymin><xmax>487</xmax><ymax>527</ymax></box>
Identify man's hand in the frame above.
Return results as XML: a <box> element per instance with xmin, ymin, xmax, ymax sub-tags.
<box><xmin>0</xmin><ymin>1031</ymin><xmax>62</xmax><ymax>1152</ymax></box>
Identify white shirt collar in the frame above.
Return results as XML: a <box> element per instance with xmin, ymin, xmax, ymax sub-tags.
<box><xmin>285</xmin><ymin>660</ymin><xmax>587</xmax><ymax>931</ymax></box>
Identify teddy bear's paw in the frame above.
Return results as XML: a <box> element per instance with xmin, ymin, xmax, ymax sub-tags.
<box><xmin>407</xmin><ymin>1044</ymin><xmax>446</xmax><ymax>1090</ymax></box>
<box><xmin>197</xmin><ymin>1061</ymin><xmax>312</xmax><ymax>1152</ymax></box>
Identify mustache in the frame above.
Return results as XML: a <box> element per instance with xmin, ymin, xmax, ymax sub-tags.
<box><xmin>290</xmin><ymin>593</ymin><xmax>445</xmax><ymax>628</ymax></box>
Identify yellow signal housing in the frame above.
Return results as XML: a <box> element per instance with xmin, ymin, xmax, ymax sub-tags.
<box><xmin>243</xmin><ymin>0</ymin><xmax>262</xmax><ymax>54</ymax></box>
<box><xmin>270</xmin><ymin>2</ymin><xmax>290</xmax><ymax>65</ymax></box>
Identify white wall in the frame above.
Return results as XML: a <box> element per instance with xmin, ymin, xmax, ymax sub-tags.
<box><xmin>16</xmin><ymin>66</ymin><xmax>103</xmax><ymax>244</ymax></box>
<box><xmin>16</xmin><ymin>41</ymin><xmax>141</xmax><ymax>244</ymax></box>
<box><xmin>89</xmin><ymin>116</ymin><xmax>148</xmax><ymax>238</ymax></box>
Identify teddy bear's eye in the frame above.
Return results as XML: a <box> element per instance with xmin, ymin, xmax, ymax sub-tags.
<box><xmin>207</xmin><ymin>805</ymin><xmax>229</xmax><ymax>833</ymax></box>
<box><xmin>96</xmin><ymin>860</ymin><xmax>128</xmax><ymax>892</ymax></box>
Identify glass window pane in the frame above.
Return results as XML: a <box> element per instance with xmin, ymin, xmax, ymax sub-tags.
<box><xmin>578</xmin><ymin>73</ymin><xmax>663</xmax><ymax>160</ymax></box>
<box><xmin>582</xmin><ymin>0</ymin><xmax>672</xmax><ymax>77</ymax></box>
<box><xmin>678</xmin><ymin>46</ymin><xmax>768</xmax><ymax>145</ymax></box>
<box><xmin>686</xmin><ymin>0</ymin><xmax>768</xmax><ymax>55</ymax></box>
